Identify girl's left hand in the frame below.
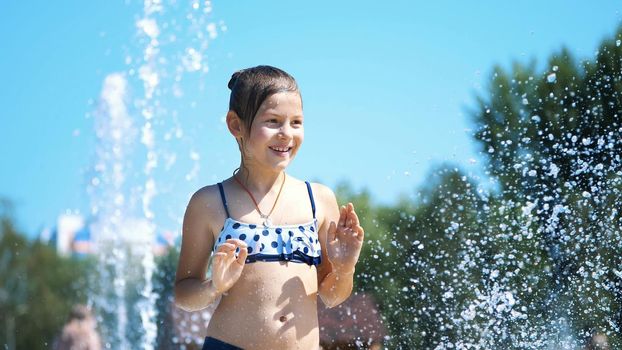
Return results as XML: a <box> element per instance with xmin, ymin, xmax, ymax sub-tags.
<box><xmin>326</xmin><ymin>202</ymin><xmax>365</xmax><ymax>273</ymax></box>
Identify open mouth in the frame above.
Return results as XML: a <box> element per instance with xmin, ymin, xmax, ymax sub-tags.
<box><xmin>269</xmin><ymin>146</ymin><xmax>292</xmax><ymax>154</ymax></box>
<box><xmin>269</xmin><ymin>146</ymin><xmax>292</xmax><ymax>157</ymax></box>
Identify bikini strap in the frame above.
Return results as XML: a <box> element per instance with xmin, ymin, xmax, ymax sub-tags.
<box><xmin>304</xmin><ymin>181</ymin><xmax>316</xmax><ymax>219</ymax></box>
<box><xmin>217</xmin><ymin>182</ymin><xmax>231</xmax><ymax>218</ymax></box>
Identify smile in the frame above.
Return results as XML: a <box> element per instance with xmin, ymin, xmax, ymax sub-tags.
<box><xmin>269</xmin><ymin>146</ymin><xmax>292</xmax><ymax>153</ymax></box>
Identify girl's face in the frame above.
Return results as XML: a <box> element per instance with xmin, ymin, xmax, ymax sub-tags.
<box><xmin>241</xmin><ymin>91</ymin><xmax>304</xmax><ymax>170</ymax></box>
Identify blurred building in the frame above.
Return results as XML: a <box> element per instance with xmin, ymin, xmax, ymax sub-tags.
<box><xmin>39</xmin><ymin>213</ymin><xmax>177</xmax><ymax>257</ymax></box>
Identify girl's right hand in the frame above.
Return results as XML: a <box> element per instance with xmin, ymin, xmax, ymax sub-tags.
<box><xmin>211</xmin><ymin>239</ymin><xmax>248</xmax><ymax>294</ymax></box>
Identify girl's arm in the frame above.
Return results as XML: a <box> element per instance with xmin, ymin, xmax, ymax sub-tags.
<box><xmin>315</xmin><ymin>185</ymin><xmax>364</xmax><ymax>308</ymax></box>
<box><xmin>174</xmin><ymin>187</ymin><xmax>247</xmax><ymax>312</ymax></box>
<box><xmin>174</xmin><ymin>188</ymin><xmax>219</xmax><ymax>311</ymax></box>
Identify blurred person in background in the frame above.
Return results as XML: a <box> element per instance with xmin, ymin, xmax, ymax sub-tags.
<box><xmin>584</xmin><ymin>331</ymin><xmax>609</xmax><ymax>350</ymax></box>
<box><xmin>53</xmin><ymin>304</ymin><xmax>101</xmax><ymax>350</ymax></box>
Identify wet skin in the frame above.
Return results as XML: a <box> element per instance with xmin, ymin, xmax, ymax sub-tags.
<box><xmin>175</xmin><ymin>92</ymin><xmax>363</xmax><ymax>349</ymax></box>
<box><xmin>203</xmin><ymin>178</ymin><xmax>327</xmax><ymax>349</ymax></box>
<box><xmin>206</xmin><ymin>261</ymin><xmax>320</xmax><ymax>349</ymax></box>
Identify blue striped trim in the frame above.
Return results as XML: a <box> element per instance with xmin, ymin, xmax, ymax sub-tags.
<box><xmin>244</xmin><ymin>251</ymin><xmax>321</xmax><ymax>266</ymax></box>
<box><xmin>217</xmin><ymin>182</ymin><xmax>230</xmax><ymax>218</ymax></box>
<box><xmin>305</xmin><ymin>181</ymin><xmax>316</xmax><ymax>219</ymax></box>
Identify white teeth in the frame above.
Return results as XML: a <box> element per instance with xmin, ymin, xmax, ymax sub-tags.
<box><xmin>271</xmin><ymin>146</ymin><xmax>291</xmax><ymax>152</ymax></box>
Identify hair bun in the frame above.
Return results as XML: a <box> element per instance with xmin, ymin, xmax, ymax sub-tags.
<box><xmin>228</xmin><ymin>70</ymin><xmax>244</xmax><ymax>90</ymax></box>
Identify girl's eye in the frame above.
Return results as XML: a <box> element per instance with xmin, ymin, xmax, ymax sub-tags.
<box><xmin>292</xmin><ymin>120</ymin><xmax>303</xmax><ymax>125</ymax></box>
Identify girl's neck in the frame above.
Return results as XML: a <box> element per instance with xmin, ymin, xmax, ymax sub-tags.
<box><xmin>234</xmin><ymin>163</ymin><xmax>285</xmax><ymax>195</ymax></box>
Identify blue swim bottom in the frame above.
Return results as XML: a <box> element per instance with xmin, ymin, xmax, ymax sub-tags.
<box><xmin>202</xmin><ymin>336</ymin><xmax>243</xmax><ymax>350</ymax></box>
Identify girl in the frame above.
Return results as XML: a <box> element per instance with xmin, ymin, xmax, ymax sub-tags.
<box><xmin>174</xmin><ymin>65</ymin><xmax>364</xmax><ymax>350</ymax></box>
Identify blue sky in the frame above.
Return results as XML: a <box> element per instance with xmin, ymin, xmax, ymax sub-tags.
<box><xmin>1</xmin><ymin>0</ymin><xmax>621</xmax><ymax>237</ymax></box>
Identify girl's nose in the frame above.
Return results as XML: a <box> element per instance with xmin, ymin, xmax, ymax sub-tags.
<box><xmin>278</xmin><ymin>124</ymin><xmax>292</xmax><ymax>138</ymax></box>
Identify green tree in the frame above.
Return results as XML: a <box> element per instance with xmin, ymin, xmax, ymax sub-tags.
<box><xmin>337</xmin><ymin>165</ymin><xmax>493</xmax><ymax>348</ymax></box>
<box><xmin>382</xmin><ymin>165</ymin><xmax>491</xmax><ymax>348</ymax></box>
<box><xmin>470</xmin><ymin>25</ymin><xmax>622</xmax><ymax>346</ymax></box>
<box><xmin>335</xmin><ymin>24</ymin><xmax>622</xmax><ymax>349</ymax></box>
<box><xmin>154</xmin><ymin>248</ymin><xmax>179</xmax><ymax>350</ymax></box>
<box><xmin>0</xmin><ymin>199</ymin><xmax>92</xmax><ymax>350</ymax></box>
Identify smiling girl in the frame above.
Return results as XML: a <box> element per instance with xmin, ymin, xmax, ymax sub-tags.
<box><xmin>174</xmin><ymin>65</ymin><xmax>364</xmax><ymax>350</ymax></box>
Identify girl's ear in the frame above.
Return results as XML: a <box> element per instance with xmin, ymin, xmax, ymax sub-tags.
<box><xmin>226</xmin><ymin>110</ymin><xmax>244</xmax><ymax>138</ymax></box>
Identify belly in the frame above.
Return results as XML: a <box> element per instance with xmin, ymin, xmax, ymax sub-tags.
<box><xmin>206</xmin><ymin>261</ymin><xmax>320</xmax><ymax>350</ymax></box>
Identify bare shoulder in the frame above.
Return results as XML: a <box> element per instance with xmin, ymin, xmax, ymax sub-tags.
<box><xmin>184</xmin><ymin>183</ymin><xmax>228</xmax><ymax>233</ymax></box>
<box><xmin>188</xmin><ymin>184</ymin><xmax>221</xmax><ymax>208</ymax></box>
<box><xmin>284</xmin><ymin>176</ymin><xmax>336</xmax><ymax>205</ymax></box>
<box><xmin>307</xmin><ymin>182</ymin><xmax>339</xmax><ymax>226</ymax></box>
<box><xmin>308</xmin><ymin>182</ymin><xmax>337</xmax><ymax>205</ymax></box>
<box><xmin>176</xmin><ymin>184</ymin><xmax>225</xmax><ymax>284</ymax></box>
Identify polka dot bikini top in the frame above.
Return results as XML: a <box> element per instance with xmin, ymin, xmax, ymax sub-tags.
<box><xmin>212</xmin><ymin>181</ymin><xmax>322</xmax><ymax>266</ymax></box>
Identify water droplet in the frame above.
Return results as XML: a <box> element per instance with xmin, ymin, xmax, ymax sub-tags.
<box><xmin>547</xmin><ymin>73</ymin><xmax>557</xmax><ymax>83</ymax></box>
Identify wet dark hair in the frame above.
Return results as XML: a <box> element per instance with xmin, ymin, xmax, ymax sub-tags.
<box><xmin>228</xmin><ymin>65</ymin><xmax>300</xmax><ymax>133</ymax></box>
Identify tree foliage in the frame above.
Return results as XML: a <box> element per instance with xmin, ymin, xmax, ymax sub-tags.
<box><xmin>333</xmin><ymin>26</ymin><xmax>622</xmax><ymax>349</ymax></box>
<box><xmin>0</xmin><ymin>201</ymin><xmax>92</xmax><ymax>350</ymax></box>
<box><xmin>470</xmin><ymin>26</ymin><xmax>622</xmax><ymax>345</ymax></box>
<box><xmin>4</xmin><ymin>23</ymin><xmax>622</xmax><ymax>350</ymax></box>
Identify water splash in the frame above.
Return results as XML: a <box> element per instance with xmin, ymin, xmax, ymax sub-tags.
<box><xmin>86</xmin><ymin>0</ymin><xmax>221</xmax><ymax>348</ymax></box>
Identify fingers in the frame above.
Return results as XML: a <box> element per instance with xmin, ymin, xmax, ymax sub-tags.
<box><xmin>216</xmin><ymin>244</ymin><xmax>236</xmax><ymax>260</ymax></box>
<box><xmin>350</xmin><ymin>213</ymin><xmax>358</xmax><ymax>229</ymax></box>
<box><xmin>216</xmin><ymin>239</ymin><xmax>248</xmax><ymax>260</ymax></box>
<box><xmin>346</xmin><ymin>203</ymin><xmax>354</xmax><ymax>227</ymax></box>
<box><xmin>338</xmin><ymin>205</ymin><xmax>347</xmax><ymax>228</ymax></box>
<box><xmin>211</xmin><ymin>252</ymin><xmax>228</xmax><ymax>266</ymax></box>
<box><xmin>328</xmin><ymin>221</ymin><xmax>337</xmax><ymax>243</ymax></box>
<box><xmin>331</xmin><ymin>204</ymin><xmax>365</xmax><ymax>255</ymax></box>
<box><xmin>355</xmin><ymin>225</ymin><xmax>365</xmax><ymax>242</ymax></box>
<box><xmin>226</xmin><ymin>238</ymin><xmax>248</xmax><ymax>248</ymax></box>
<box><xmin>211</xmin><ymin>239</ymin><xmax>248</xmax><ymax>294</ymax></box>
<box><xmin>340</xmin><ymin>202</ymin><xmax>359</xmax><ymax>229</ymax></box>
<box><xmin>216</xmin><ymin>242</ymin><xmax>236</xmax><ymax>252</ymax></box>
<box><xmin>348</xmin><ymin>208</ymin><xmax>364</xmax><ymax>241</ymax></box>
<box><xmin>336</xmin><ymin>203</ymin><xmax>364</xmax><ymax>242</ymax></box>
<box><xmin>222</xmin><ymin>239</ymin><xmax>247</xmax><ymax>265</ymax></box>
<box><xmin>217</xmin><ymin>239</ymin><xmax>247</xmax><ymax>251</ymax></box>
<box><xmin>236</xmin><ymin>246</ymin><xmax>248</xmax><ymax>265</ymax></box>
<box><xmin>339</xmin><ymin>202</ymin><xmax>356</xmax><ymax>227</ymax></box>
<box><xmin>348</xmin><ymin>205</ymin><xmax>359</xmax><ymax>226</ymax></box>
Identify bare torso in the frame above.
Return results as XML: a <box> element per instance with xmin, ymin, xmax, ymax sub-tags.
<box><xmin>203</xmin><ymin>178</ymin><xmax>325</xmax><ymax>349</ymax></box>
<box><xmin>206</xmin><ymin>262</ymin><xmax>319</xmax><ymax>349</ymax></box>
